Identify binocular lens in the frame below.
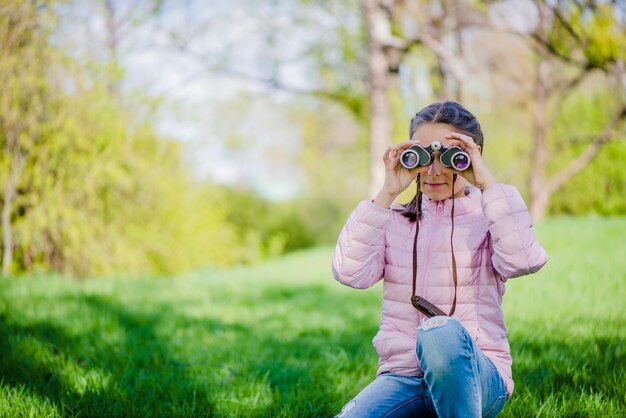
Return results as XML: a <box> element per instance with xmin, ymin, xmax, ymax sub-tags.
<box><xmin>451</xmin><ymin>153</ymin><xmax>469</xmax><ymax>171</ymax></box>
<box><xmin>401</xmin><ymin>151</ymin><xmax>419</xmax><ymax>169</ymax></box>
<box><xmin>399</xmin><ymin>144</ymin><xmax>470</xmax><ymax>171</ymax></box>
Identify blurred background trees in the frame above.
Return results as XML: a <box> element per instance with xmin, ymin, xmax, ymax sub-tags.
<box><xmin>361</xmin><ymin>0</ymin><xmax>626</xmax><ymax>217</ymax></box>
<box><xmin>1</xmin><ymin>0</ymin><xmax>241</xmax><ymax>277</ymax></box>
<box><xmin>1</xmin><ymin>0</ymin><xmax>624</xmax><ymax>278</ymax></box>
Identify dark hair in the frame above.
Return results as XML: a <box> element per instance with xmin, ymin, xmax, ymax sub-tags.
<box><xmin>402</xmin><ymin>101</ymin><xmax>484</xmax><ymax>222</ymax></box>
<box><xmin>409</xmin><ymin>101</ymin><xmax>483</xmax><ymax>147</ymax></box>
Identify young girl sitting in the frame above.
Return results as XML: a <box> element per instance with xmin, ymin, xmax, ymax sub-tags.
<box><xmin>332</xmin><ymin>102</ymin><xmax>548</xmax><ymax>417</ymax></box>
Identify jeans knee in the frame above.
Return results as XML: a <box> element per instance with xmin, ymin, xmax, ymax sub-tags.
<box><xmin>416</xmin><ymin>316</ymin><xmax>466</xmax><ymax>370</ymax></box>
<box><xmin>418</xmin><ymin>316</ymin><xmax>465</xmax><ymax>343</ymax></box>
<box><xmin>418</xmin><ymin>315</ymin><xmax>456</xmax><ymax>332</ymax></box>
<box><xmin>336</xmin><ymin>399</ymin><xmax>357</xmax><ymax>418</ymax></box>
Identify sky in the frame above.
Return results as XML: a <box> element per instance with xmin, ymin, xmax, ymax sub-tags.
<box><xmin>54</xmin><ymin>0</ymin><xmax>344</xmax><ymax>201</ymax></box>
<box><xmin>51</xmin><ymin>0</ymin><xmax>551</xmax><ymax>201</ymax></box>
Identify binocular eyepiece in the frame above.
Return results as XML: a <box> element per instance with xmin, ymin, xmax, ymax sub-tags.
<box><xmin>400</xmin><ymin>141</ymin><xmax>470</xmax><ymax>171</ymax></box>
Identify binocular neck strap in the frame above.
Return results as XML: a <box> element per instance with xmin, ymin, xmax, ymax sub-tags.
<box><xmin>411</xmin><ymin>176</ymin><xmax>458</xmax><ymax>317</ymax></box>
<box><xmin>411</xmin><ymin>187</ymin><xmax>420</xmax><ymax>300</ymax></box>
<box><xmin>449</xmin><ymin>175</ymin><xmax>458</xmax><ymax>316</ymax></box>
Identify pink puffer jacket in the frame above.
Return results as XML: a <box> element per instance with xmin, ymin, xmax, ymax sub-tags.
<box><xmin>332</xmin><ymin>184</ymin><xmax>548</xmax><ymax>397</ymax></box>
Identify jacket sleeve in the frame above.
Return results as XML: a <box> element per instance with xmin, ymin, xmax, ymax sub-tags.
<box><xmin>332</xmin><ymin>199</ymin><xmax>392</xmax><ymax>289</ymax></box>
<box><xmin>482</xmin><ymin>184</ymin><xmax>549</xmax><ymax>279</ymax></box>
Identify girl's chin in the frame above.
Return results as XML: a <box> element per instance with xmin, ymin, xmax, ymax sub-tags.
<box><xmin>421</xmin><ymin>185</ymin><xmax>466</xmax><ymax>201</ymax></box>
<box><xmin>421</xmin><ymin>189</ymin><xmax>451</xmax><ymax>200</ymax></box>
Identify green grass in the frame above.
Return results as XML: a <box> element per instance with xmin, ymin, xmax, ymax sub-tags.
<box><xmin>1</xmin><ymin>216</ymin><xmax>625</xmax><ymax>417</ymax></box>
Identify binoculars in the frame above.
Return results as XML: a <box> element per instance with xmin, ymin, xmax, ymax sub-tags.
<box><xmin>400</xmin><ymin>141</ymin><xmax>470</xmax><ymax>171</ymax></box>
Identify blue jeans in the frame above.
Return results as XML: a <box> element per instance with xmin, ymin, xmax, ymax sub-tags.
<box><xmin>336</xmin><ymin>316</ymin><xmax>508</xmax><ymax>417</ymax></box>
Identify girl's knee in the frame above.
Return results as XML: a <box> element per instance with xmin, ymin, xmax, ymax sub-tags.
<box><xmin>336</xmin><ymin>399</ymin><xmax>357</xmax><ymax>418</ymax></box>
<box><xmin>417</xmin><ymin>316</ymin><xmax>464</xmax><ymax>343</ymax></box>
<box><xmin>418</xmin><ymin>315</ymin><xmax>458</xmax><ymax>332</ymax></box>
<box><xmin>416</xmin><ymin>316</ymin><xmax>466</xmax><ymax>364</ymax></box>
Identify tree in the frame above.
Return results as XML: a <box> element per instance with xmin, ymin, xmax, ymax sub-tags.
<box><xmin>1</xmin><ymin>0</ymin><xmax>248</xmax><ymax>278</ymax></box>
<box><xmin>525</xmin><ymin>1</ymin><xmax>626</xmax><ymax>218</ymax></box>
<box><xmin>362</xmin><ymin>0</ymin><xmax>626</xmax><ymax>216</ymax></box>
<box><xmin>362</xmin><ymin>0</ymin><xmax>400</xmax><ymax>197</ymax></box>
<box><xmin>362</xmin><ymin>0</ymin><xmax>488</xmax><ymax>196</ymax></box>
<box><xmin>0</xmin><ymin>0</ymin><xmax>51</xmax><ymax>276</ymax></box>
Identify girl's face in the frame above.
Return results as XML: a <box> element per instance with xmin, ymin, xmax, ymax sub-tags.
<box><xmin>410</xmin><ymin>123</ymin><xmax>470</xmax><ymax>201</ymax></box>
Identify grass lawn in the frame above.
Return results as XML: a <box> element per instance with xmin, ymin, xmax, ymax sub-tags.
<box><xmin>1</xmin><ymin>216</ymin><xmax>625</xmax><ymax>417</ymax></box>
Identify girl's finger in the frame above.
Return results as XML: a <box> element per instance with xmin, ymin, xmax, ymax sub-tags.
<box><xmin>446</xmin><ymin>131</ymin><xmax>472</xmax><ymax>141</ymax></box>
<box><xmin>394</xmin><ymin>140</ymin><xmax>417</xmax><ymax>151</ymax></box>
<box><xmin>446</xmin><ymin>132</ymin><xmax>478</xmax><ymax>151</ymax></box>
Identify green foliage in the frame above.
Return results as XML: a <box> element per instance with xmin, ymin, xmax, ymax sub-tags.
<box><xmin>216</xmin><ymin>99</ymin><xmax>369</xmax><ymax>260</ymax></box>
<box><xmin>0</xmin><ymin>1</ymin><xmax>243</xmax><ymax>277</ymax></box>
<box><xmin>0</xmin><ymin>0</ymin><xmax>55</xmax><ymax>275</ymax></box>
<box><xmin>215</xmin><ymin>187</ymin><xmax>314</xmax><ymax>261</ymax></box>
<box><xmin>307</xmin><ymin>0</ymin><xmax>368</xmax><ymax>121</ymax></box>
<box><xmin>174</xmin><ymin>86</ymin><xmax>368</xmax><ymax>262</ymax></box>
<box><xmin>582</xmin><ymin>5</ymin><xmax>626</xmax><ymax>67</ymax></box>
<box><xmin>549</xmin><ymin>140</ymin><xmax>626</xmax><ymax>215</ymax></box>
<box><xmin>10</xmin><ymin>83</ymin><xmax>242</xmax><ymax>276</ymax></box>
<box><xmin>291</xmin><ymin>101</ymin><xmax>369</xmax><ymax>244</ymax></box>
<box><xmin>548</xmin><ymin>88</ymin><xmax>626</xmax><ymax>215</ymax></box>
<box><xmin>548</xmin><ymin>3</ymin><xmax>626</xmax><ymax>68</ymax></box>
<box><xmin>4</xmin><ymin>0</ymin><xmax>625</xmax><ymax>279</ymax></box>
<box><xmin>0</xmin><ymin>217</ymin><xmax>625</xmax><ymax>416</ymax></box>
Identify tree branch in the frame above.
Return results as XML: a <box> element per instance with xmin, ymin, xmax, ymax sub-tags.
<box><xmin>549</xmin><ymin>67</ymin><xmax>595</xmax><ymax>126</ymax></box>
<box><xmin>550</xmin><ymin>4</ymin><xmax>586</xmax><ymax>49</ymax></box>
<box><xmin>546</xmin><ymin>104</ymin><xmax>626</xmax><ymax>195</ymax></box>
<box><xmin>396</xmin><ymin>31</ymin><xmax>466</xmax><ymax>86</ymax></box>
<box><xmin>530</xmin><ymin>32</ymin><xmax>588</xmax><ymax>68</ymax></box>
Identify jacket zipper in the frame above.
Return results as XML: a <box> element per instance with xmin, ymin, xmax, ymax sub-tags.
<box><xmin>418</xmin><ymin>200</ymin><xmax>445</xmax><ymax>321</ymax></box>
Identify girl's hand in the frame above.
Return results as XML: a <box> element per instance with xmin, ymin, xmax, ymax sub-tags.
<box><xmin>374</xmin><ymin>141</ymin><xmax>427</xmax><ymax>208</ymax></box>
<box><xmin>444</xmin><ymin>132</ymin><xmax>497</xmax><ymax>189</ymax></box>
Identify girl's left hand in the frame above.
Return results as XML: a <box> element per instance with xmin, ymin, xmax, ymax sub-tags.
<box><xmin>444</xmin><ymin>132</ymin><xmax>497</xmax><ymax>189</ymax></box>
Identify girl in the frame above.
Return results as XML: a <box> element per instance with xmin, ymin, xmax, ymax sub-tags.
<box><xmin>332</xmin><ymin>102</ymin><xmax>548</xmax><ymax>417</ymax></box>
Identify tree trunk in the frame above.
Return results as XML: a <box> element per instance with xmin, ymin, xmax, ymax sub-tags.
<box><xmin>442</xmin><ymin>0</ymin><xmax>463</xmax><ymax>102</ymax></box>
<box><xmin>527</xmin><ymin>3</ymin><xmax>626</xmax><ymax>219</ymax></box>
<box><xmin>529</xmin><ymin>57</ymin><xmax>550</xmax><ymax>220</ymax></box>
<box><xmin>2</xmin><ymin>179</ymin><xmax>15</xmax><ymax>277</ymax></box>
<box><xmin>363</xmin><ymin>0</ymin><xmax>393</xmax><ymax>198</ymax></box>
<box><xmin>528</xmin><ymin>2</ymin><xmax>553</xmax><ymax>221</ymax></box>
<box><xmin>1</xmin><ymin>139</ymin><xmax>25</xmax><ymax>278</ymax></box>
<box><xmin>104</xmin><ymin>0</ymin><xmax>121</xmax><ymax>97</ymax></box>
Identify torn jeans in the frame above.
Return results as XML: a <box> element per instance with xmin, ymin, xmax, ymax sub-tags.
<box><xmin>336</xmin><ymin>316</ymin><xmax>507</xmax><ymax>418</ymax></box>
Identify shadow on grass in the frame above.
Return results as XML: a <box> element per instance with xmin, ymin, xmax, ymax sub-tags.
<box><xmin>0</xmin><ymin>296</ymin><xmax>220</xmax><ymax>416</ymax></box>
<box><xmin>0</xmin><ymin>286</ymin><xmax>378</xmax><ymax>417</ymax></box>
<box><xmin>2</xmin><ymin>283</ymin><xmax>622</xmax><ymax>417</ymax></box>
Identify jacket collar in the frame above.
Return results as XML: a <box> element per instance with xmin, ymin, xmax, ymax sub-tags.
<box><xmin>421</xmin><ymin>186</ymin><xmax>481</xmax><ymax>217</ymax></box>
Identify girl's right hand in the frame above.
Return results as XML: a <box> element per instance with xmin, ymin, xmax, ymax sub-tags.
<box><xmin>374</xmin><ymin>141</ymin><xmax>425</xmax><ymax>207</ymax></box>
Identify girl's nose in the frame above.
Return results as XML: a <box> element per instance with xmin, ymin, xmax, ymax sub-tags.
<box><xmin>428</xmin><ymin>157</ymin><xmax>443</xmax><ymax>175</ymax></box>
